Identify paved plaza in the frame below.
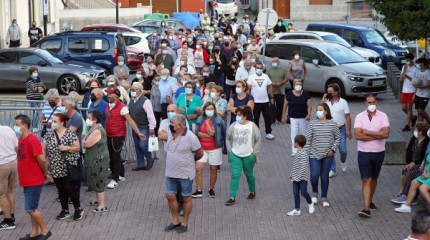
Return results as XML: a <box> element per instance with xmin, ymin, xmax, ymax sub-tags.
<box><xmin>2</xmin><ymin>89</ymin><xmax>415</xmax><ymax>240</ymax></box>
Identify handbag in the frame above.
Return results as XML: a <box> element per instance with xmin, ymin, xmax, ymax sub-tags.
<box><xmin>148</xmin><ymin>135</ymin><xmax>159</xmax><ymax>152</ymax></box>
<box><xmin>54</xmin><ymin>131</ymin><xmax>83</xmax><ymax>182</ymax></box>
<box><xmin>41</xmin><ymin>106</ymin><xmax>58</xmax><ymax>138</ymax></box>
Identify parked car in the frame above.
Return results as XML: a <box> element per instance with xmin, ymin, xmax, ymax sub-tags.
<box><xmin>122</xmin><ymin>32</ymin><xmax>150</xmax><ymax>54</ymax></box>
<box><xmin>0</xmin><ymin>48</ymin><xmax>105</xmax><ymax>94</ymax></box>
<box><xmin>306</xmin><ymin>24</ymin><xmax>408</xmax><ymax>69</ymax></box>
<box><xmin>210</xmin><ymin>0</ymin><xmax>238</xmax><ymax>16</ymax></box>
<box><xmin>82</xmin><ymin>24</ymin><xmax>141</xmax><ymax>33</ymax></box>
<box><xmin>31</xmin><ymin>31</ymin><xmax>126</xmax><ymax>75</ymax></box>
<box><xmin>127</xmin><ymin>46</ymin><xmax>143</xmax><ymax>71</ymax></box>
<box><xmin>261</xmin><ymin>39</ymin><xmax>387</xmax><ymax>98</ymax></box>
<box><xmin>131</xmin><ymin>24</ymin><xmax>163</xmax><ymax>35</ymax></box>
<box><xmin>132</xmin><ymin>19</ymin><xmax>187</xmax><ymax>30</ymax></box>
<box><xmin>268</xmin><ymin>31</ymin><xmax>382</xmax><ymax>66</ymax></box>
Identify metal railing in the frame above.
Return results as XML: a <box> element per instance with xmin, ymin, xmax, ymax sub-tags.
<box><xmin>386</xmin><ymin>62</ymin><xmax>402</xmax><ymax>102</ymax></box>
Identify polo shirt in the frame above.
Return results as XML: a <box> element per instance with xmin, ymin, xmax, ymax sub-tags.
<box><xmin>89</xmin><ymin>99</ymin><xmax>107</xmax><ymax>126</ymax></box>
<box><xmin>354</xmin><ymin>110</ymin><xmax>390</xmax><ymax>152</ymax></box>
<box><xmin>235</xmin><ymin>66</ymin><xmax>255</xmax><ymax>81</ymax></box>
<box><xmin>267</xmin><ymin>67</ymin><xmax>287</xmax><ymax>95</ymax></box>
<box><xmin>325</xmin><ymin>98</ymin><xmax>350</xmax><ymax>127</ymax></box>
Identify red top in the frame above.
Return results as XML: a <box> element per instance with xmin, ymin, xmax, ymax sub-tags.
<box><xmin>105</xmin><ymin>101</ymin><xmax>127</xmax><ymax>137</ymax></box>
<box><xmin>17</xmin><ymin>133</ymin><xmax>45</xmax><ymax>187</ymax></box>
<box><xmin>193</xmin><ymin>49</ymin><xmax>209</xmax><ymax>64</ymax></box>
<box><xmin>199</xmin><ymin>120</ymin><xmax>217</xmax><ymax>150</ymax></box>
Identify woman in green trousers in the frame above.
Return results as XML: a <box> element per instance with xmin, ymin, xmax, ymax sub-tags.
<box><xmin>225</xmin><ymin>105</ymin><xmax>261</xmax><ymax>206</ymax></box>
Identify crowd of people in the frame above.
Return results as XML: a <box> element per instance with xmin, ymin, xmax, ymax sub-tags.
<box><xmin>2</xmin><ymin>11</ymin><xmax>430</xmax><ymax>239</ymax></box>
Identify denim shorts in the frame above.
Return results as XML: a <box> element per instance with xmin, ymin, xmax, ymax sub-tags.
<box><xmin>23</xmin><ymin>184</ymin><xmax>44</xmax><ymax>212</ymax></box>
<box><xmin>165</xmin><ymin>177</ymin><xmax>193</xmax><ymax>197</ymax></box>
<box><xmin>358</xmin><ymin>151</ymin><xmax>385</xmax><ymax>179</ymax></box>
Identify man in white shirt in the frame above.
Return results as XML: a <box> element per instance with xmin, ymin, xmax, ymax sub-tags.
<box><xmin>247</xmin><ymin>63</ymin><xmax>275</xmax><ymax>140</ymax></box>
<box><xmin>321</xmin><ymin>84</ymin><xmax>352</xmax><ymax>177</ymax></box>
<box><xmin>236</xmin><ymin>59</ymin><xmax>255</xmax><ymax>82</ymax></box>
<box><xmin>400</xmin><ymin>53</ymin><xmax>418</xmax><ymax>131</ymax></box>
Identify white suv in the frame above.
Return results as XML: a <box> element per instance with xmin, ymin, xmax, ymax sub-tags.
<box><xmin>212</xmin><ymin>0</ymin><xmax>238</xmax><ymax>16</ymax></box>
<box><xmin>266</xmin><ymin>31</ymin><xmax>382</xmax><ymax>66</ymax></box>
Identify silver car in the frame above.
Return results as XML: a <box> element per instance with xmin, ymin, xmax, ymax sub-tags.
<box><xmin>262</xmin><ymin>39</ymin><xmax>387</xmax><ymax>98</ymax></box>
<box><xmin>0</xmin><ymin>48</ymin><xmax>105</xmax><ymax>94</ymax></box>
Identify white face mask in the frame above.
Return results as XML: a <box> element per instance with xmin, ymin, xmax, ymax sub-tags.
<box><xmin>51</xmin><ymin>122</ymin><xmax>59</xmax><ymax>131</ymax></box>
<box><xmin>414</xmin><ymin>131</ymin><xmax>419</xmax><ymax>138</ymax></box>
<box><xmin>86</xmin><ymin>119</ymin><xmax>93</xmax><ymax>127</ymax></box>
<box><xmin>294</xmin><ymin>55</ymin><xmax>300</xmax><ymax>60</ymax></box>
<box><xmin>294</xmin><ymin>85</ymin><xmax>302</xmax><ymax>91</ymax></box>
<box><xmin>109</xmin><ymin>103</ymin><xmax>116</xmax><ymax>109</ymax></box>
<box><xmin>367</xmin><ymin>104</ymin><xmax>377</xmax><ymax>113</ymax></box>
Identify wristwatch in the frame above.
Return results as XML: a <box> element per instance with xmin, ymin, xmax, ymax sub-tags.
<box><xmin>67</xmin><ymin>146</ymin><xmax>70</xmax><ymax>152</ymax></box>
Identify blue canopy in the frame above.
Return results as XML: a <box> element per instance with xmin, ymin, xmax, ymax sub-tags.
<box><xmin>173</xmin><ymin>12</ymin><xmax>200</xmax><ymax>29</ymax></box>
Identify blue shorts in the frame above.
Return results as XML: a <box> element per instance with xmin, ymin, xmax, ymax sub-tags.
<box><xmin>23</xmin><ymin>184</ymin><xmax>44</xmax><ymax>212</ymax></box>
<box><xmin>165</xmin><ymin>177</ymin><xmax>193</xmax><ymax>197</ymax></box>
<box><xmin>358</xmin><ymin>151</ymin><xmax>385</xmax><ymax>179</ymax></box>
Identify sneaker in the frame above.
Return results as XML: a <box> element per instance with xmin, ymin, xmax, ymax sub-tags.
<box><xmin>176</xmin><ymin>225</ymin><xmax>188</xmax><ymax>234</ymax></box>
<box><xmin>92</xmin><ymin>207</ymin><xmax>108</xmax><ymax>213</ymax></box>
<box><xmin>191</xmin><ymin>190</ymin><xmax>203</xmax><ymax>198</ymax></box>
<box><xmin>56</xmin><ymin>210</ymin><xmax>70</xmax><ymax>220</ymax></box>
<box><xmin>164</xmin><ymin>223</ymin><xmax>181</xmax><ymax>232</ymax></box>
<box><xmin>369</xmin><ymin>202</ymin><xmax>378</xmax><ymax>211</ymax></box>
<box><xmin>312</xmin><ymin>196</ymin><xmax>318</xmax><ymax>204</ymax></box>
<box><xmin>0</xmin><ymin>220</ymin><xmax>16</xmax><ymax>230</ymax></box>
<box><xmin>287</xmin><ymin>209</ymin><xmax>301</xmax><ymax>216</ymax></box>
<box><xmin>73</xmin><ymin>208</ymin><xmax>84</xmax><ymax>221</ymax></box>
<box><xmin>118</xmin><ymin>176</ymin><xmax>125</xmax><ymax>182</ymax></box>
<box><xmin>402</xmin><ymin>125</ymin><xmax>411</xmax><ymax>131</ymax></box>
<box><xmin>225</xmin><ymin>198</ymin><xmax>236</xmax><ymax>206</ymax></box>
<box><xmin>358</xmin><ymin>209</ymin><xmax>371</xmax><ymax>217</ymax></box>
<box><xmin>322</xmin><ymin>201</ymin><xmax>330</xmax><ymax>207</ymax></box>
<box><xmin>395</xmin><ymin>204</ymin><xmax>411</xmax><ymax>213</ymax></box>
<box><xmin>308</xmin><ymin>203</ymin><xmax>315</xmax><ymax>214</ymax></box>
<box><xmin>391</xmin><ymin>195</ymin><xmax>407</xmax><ymax>204</ymax></box>
<box><xmin>341</xmin><ymin>162</ymin><xmax>347</xmax><ymax>172</ymax></box>
<box><xmin>291</xmin><ymin>153</ymin><xmax>296</xmax><ymax>157</ymax></box>
<box><xmin>265</xmin><ymin>133</ymin><xmax>275</xmax><ymax>140</ymax></box>
<box><xmin>107</xmin><ymin>180</ymin><xmax>118</xmax><ymax>189</ymax></box>
<box><xmin>329</xmin><ymin>170</ymin><xmax>336</xmax><ymax>178</ymax></box>
<box><xmin>208</xmin><ymin>189</ymin><xmax>215</xmax><ymax>198</ymax></box>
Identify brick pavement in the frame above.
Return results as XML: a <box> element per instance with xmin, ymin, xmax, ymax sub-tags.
<box><xmin>1</xmin><ymin>90</ymin><xmax>415</xmax><ymax>240</ymax></box>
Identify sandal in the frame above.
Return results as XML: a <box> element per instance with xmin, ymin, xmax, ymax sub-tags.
<box><xmin>87</xmin><ymin>201</ymin><xmax>99</xmax><ymax>206</ymax></box>
<box><xmin>92</xmin><ymin>207</ymin><xmax>108</xmax><ymax>213</ymax></box>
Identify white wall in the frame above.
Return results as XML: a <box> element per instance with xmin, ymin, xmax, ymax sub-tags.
<box><xmin>290</xmin><ymin>0</ymin><xmax>348</xmax><ymax>21</ymax></box>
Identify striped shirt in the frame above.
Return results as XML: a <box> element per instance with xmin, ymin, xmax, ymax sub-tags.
<box><xmin>305</xmin><ymin>119</ymin><xmax>341</xmax><ymax>160</ymax></box>
<box><xmin>26</xmin><ymin>77</ymin><xmax>45</xmax><ymax>100</ymax></box>
<box><xmin>165</xmin><ymin>129</ymin><xmax>201</xmax><ymax>179</ymax></box>
<box><xmin>41</xmin><ymin>101</ymin><xmax>62</xmax><ymax>130</ymax></box>
<box><xmin>289</xmin><ymin>149</ymin><xmax>309</xmax><ymax>181</ymax></box>
<box><xmin>0</xmin><ymin>125</ymin><xmax>18</xmax><ymax>165</ymax></box>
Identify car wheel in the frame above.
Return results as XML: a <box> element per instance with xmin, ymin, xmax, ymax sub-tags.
<box><xmin>58</xmin><ymin>75</ymin><xmax>81</xmax><ymax>95</ymax></box>
<box><xmin>326</xmin><ymin>79</ymin><xmax>346</xmax><ymax>99</ymax></box>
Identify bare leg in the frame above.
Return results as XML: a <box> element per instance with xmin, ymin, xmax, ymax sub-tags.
<box><xmin>370</xmin><ymin>179</ymin><xmax>378</xmax><ymax>202</ymax></box>
<box><xmin>362</xmin><ymin>178</ymin><xmax>372</xmax><ymax>211</ymax></box>
<box><xmin>29</xmin><ymin>211</ymin><xmax>49</xmax><ymax>236</ymax></box>
<box><xmin>7</xmin><ymin>189</ymin><xmax>14</xmax><ymax>217</ymax></box>
<box><xmin>405</xmin><ymin>180</ymin><xmax>422</xmax><ymax>206</ymax></box>
<box><xmin>0</xmin><ymin>194</ymin><xmax>11</xmax><ymax>218</ymax></box>
<box><xmin>400</xmin><ymin>174</ymin><xmax>408</xmax><ymax>194</ymax></box>
<box><xmin>418</xmin><ymin>109</ymin><xmax>430</xmax><ymax>123</ymax></box>
<box><xmin>419</xmin><ymin>184</ymin><xmax>430</xmax><ymax>205</ymax></box>
<box><xmin>406</xmin><ymin>103</ymin><xmax>413</xmax><ymax>125</ymax></box>
<box><xmin>195</xmin><ymin>162</ymin><xmax>205</xmax><ymax>191</ymax></box>
<box><xmin>181</xmin><ymin>196</ymin><xmax>192</xmax><ymax>226</ymax></box>
<box><xmin>96</xmin><ymin>192</ymin><xmax>106</xmax><ymax>208</ymax></box>
<box><xmin>29</xmin><ymin>213</ymin><xmax>39</xmax><ymax>237</ymax></box>
<box><xmin>209</xmin><ymin>165</ymin><xmax>218</xmax><ymax>189</ymax></box>
<box><xmin>165</xmin><ymin>194</ymin><xmax>180</xmax><ymax>224</ymax></box>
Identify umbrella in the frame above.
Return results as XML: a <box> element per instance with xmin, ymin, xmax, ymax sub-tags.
<box><xmin>144</xmin><ymin>13</ymin><xmax>169</xmax><ymax>19</ymax></box>
<box><xmin>172</xmin><ymin>12</ymin><xmax>200</xmax><ymax>30</ymax></box>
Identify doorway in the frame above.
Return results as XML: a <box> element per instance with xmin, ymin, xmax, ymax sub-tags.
<box><xmin>274</xmin><ymin>0</ymin><xmax>290</xmax><ymax>19</ymax></box>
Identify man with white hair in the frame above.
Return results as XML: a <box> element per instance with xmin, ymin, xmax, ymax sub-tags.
<box><xmin>129</xmin><ymin>82</ymin><xmax>157</xmax><ymax>171</ymax></box>
<box><xmin>159</xmin><ymin>68</ymin><xmax>178</xmax><ymax>119</ymax></box>
<box><xmin>61</xmin><ymin>96</ymin><xmax>84</xmax><ymax>149</ymax></box>
<box><xmin>174</xmin><ymin>50</ymin><xmax>194</xmax><ymax>70</ymax></box>
<box><xmin>40</xmin><ymin>88</ymin><xmax>62</xmax><ymax>131</ymax></box>
<box><xmin>174</xmin><ymin>56</ymin><xmax>196</xmax><ymax>76</ymax></box>
<box><xmin>235</xmin><ymin>59</ymin><xmax>256</xmax><ymax>82</ymax></box>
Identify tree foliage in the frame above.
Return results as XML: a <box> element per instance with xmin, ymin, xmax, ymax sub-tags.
<box><xmin>365</xmin><ymin>0</ymin><xmax>430</xmax><ymax>41</ymax></box>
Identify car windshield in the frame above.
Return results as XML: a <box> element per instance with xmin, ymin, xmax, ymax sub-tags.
<box><xmin>35</xmin><ymin>49</ymin><xmax>63</xmax><ymax>64</ymax></box>
<box><xmin>361</xmin><ymin>30</ymin><xmax>388</xmax><ymax>45</ymax></box>
<box><xmin>321</xmin><ymin>35</ymin><xmax>352</xmax><ymax>48</ymax></box>
<box><xmin>318</xmin><ymin>43</ymin><xmax>366</xmax><ymax>64</ymax></box>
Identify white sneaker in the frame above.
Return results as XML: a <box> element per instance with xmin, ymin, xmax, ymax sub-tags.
<box><xmin>395</xmin><ymin>204</ymin><xmax>411</xmax><ymax>213</ymax></box>
<box><xmin>311</xmin><ymin>197</ymin><xmax>318</xmax><ymax>204</ymax></box>
<box><xmin>287</xmin><ymin>209</ymin><xmax>301</xmax><ymax>216</ymax></box>
<box><xmin>291</xmin><ymin>153</ymin><xmax>296</xmax><ymax>157</ymax></box>
<box><xmin>107</xmin><ymin>180</ymin><xmax>118</xmax><ymax>189</ymax></box>
<box><xmin>322</xmin><ymin>201</ymin><xmax>330</xmax><ymax>207</ymax></box>
<box><xmin>308</xmin><ymin>203</ymin><xmax>315</xmax><ymax>214</ymax></box>
<box><xmin>119</xmin><ymin>176</ymin><xmax>125</xmax><ymax>182</ymax></box>
<box><xmin>265</xmin><ymin>134</ymin><xmax>275</xmax><ymax>140</ymax></box>
<box><xmin>329</xmin><ymin>170</ymin><xmax>336</xmax><ymax>178</ymax></box>
<box><xmin>341</xmin><ymin>162</ymin><xmax>347</xmax><ymax>172</ymax></box>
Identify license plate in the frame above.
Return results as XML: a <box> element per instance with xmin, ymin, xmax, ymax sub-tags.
<box><xmin>372</xmin><ymin>80</ymin><xmax>384</xmax><ymax>86</ymax></box>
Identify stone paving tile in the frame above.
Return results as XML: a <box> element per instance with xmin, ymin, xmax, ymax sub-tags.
<box><xmin>1</xmin><ymin>89</ymin><xmax>415</xmax><ymax>240</ymax></box>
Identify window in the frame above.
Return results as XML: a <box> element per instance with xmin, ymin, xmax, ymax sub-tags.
<box><xmin>278</xmin><ymin>44</ymin><xmax>300</xmax><ymax>60</ymax></box>
<box><xmin>124</xmin><ymin>36</ymin><xmax>141</xmax><ymax>46</ymax></box>
<box><xmin>68</xmin><ymin>38</ymin><xmax>89</xmax><ymax>53</ymax></box>
<box><xmin>315</xmin><ymin>49</ymin><xmax>334</xmax><ymax>66</ymax></box>
<box><xmin>299</xmin><ymin>46</ymin><xmax>319</xmax><ymax>63</ymax></box>
<box><xmin>40</xmin><ymin>39</ymin><xmax>62</xmax><ymax>53</ymax></box>
<box><xmin>307</xmin><ymin>26</ymin><xmax>322</xmax><ymax>31</ymax></box>
<box><xmin>0</xmin><ymin>52</ymin><xmax>16</xmax><ymax>63</ymax></box>
<box><xmin>325</xmin><ymin>28</ymin><xmax>341</xmax><ymax>36</ymax></box>
<box><xmin>309</xmin><ymin>0</ymin><xmax>333</xmax><ymax>5</ymax></box>
<box><xmin>18</xmin><ymin>52</ymin><xmax>44</xmax><ymax>65</ymax></box>
<box><xmin>91</xmin><ymin>38</ymin><xmax>110</xmax><ymax>52</ymax></box>
<box><xmin>280</xmin><ymin>35</ymin><xmax>318</xmax><ymax>40</ymax></box>
<box><xmin>344</xmin><ymin>29</ymin><xmax>363</xmax><ymax>47</ymax></box>
<box><xmin>264</xmin><ymin>44</ymin><xmax>275</xmax><ymax>57</ymax></box>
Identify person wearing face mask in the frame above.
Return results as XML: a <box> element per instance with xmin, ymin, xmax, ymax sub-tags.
<box><xmin>236</xmin><ymin>59</ymin><xmax>256</xmax><ymax>82</ymax></box>
<box><xmin>167</xmin><ymin>32</ymin><xmax>179</xmax><ymax>51</ymax></box>
<box><xmin>131</xmin><ymin>68</ymin><xmax>151</xmax><ymax>98</ymax></box>
<box><xmin>321</xmin><ymin>84</ymin><xmax>352</xmax><ymax>177</ymax></box>
<box><xmin>205</xmin><ymin>85</ymin><xmax>227</xmax><ymax>118</ymax></box>
<box><xmin>305</xmin><ymin>103</ymin><xmax>340</xmax><ymax>209</ymax></box>
<box><xmin>167</xmin><ymin>70</ymin><xmax>186</xmax><ymax>104</ymax></box>
<box><xmin>129</xmin><ymin>82</ymin><xmax>157</xmax><ymax>171</ymax></box>
<box><xmin>81</xmin><ymin>79</ymin><xmax>102</xmax><ymax>119</ymax></box>
<box><xmin>246</xmin><ymin>38</ymin><xmax>260</xmax><ymax>54</ymax></box>
<box><xmin>28</xmin><ymin>21</ymin><xmax>43</xmax><ymax>46</ymax></box>
<box><xmin>267</xmin><ymin>58</ymin><xmax>288</xmax><ymax>123</ymax></box>
<box><xmin>287</xmin><ymin>23</ymin><xmax>296</xmax><ymax>32</ymax></box>
<box><xmin>186</xmin><ymin>34</ymin><xmax>196</xmax><ymax>49</ymax></box>
<box><xmin>193</xmin><ymin>42</ymin><xmax>209</xmax><ymax>74</ymax></box>
<box><xmin>104</xmin><ymin>87</ymin><xmax>146</xmax><ymax>189</ymax></box>
<box><xmin>142</xmin><ymin>55</ymin><xmax>156</xmax><ymax>77</ymax></box>
<box><xmin>61</xmin><ymin>97</ymin><xmax>84</xmax><ymax>152</ymax></box>
<box><xmin>175</xmin><ymin>49</ymin><xmax>195</xmax><ymax>69</ymax></box>
<box><xmin>191</xmin><ymin>102</ymin><xmax>226</xmax><ymax>198</ymax></box>
<box><xmin>88</xmin><ymin>88</ymin><xmax>107</xmax><ymax>127</ymax></box>
<box><xmin>175</xmin><ymin>74</ymin><xmax>203</xmax><ymax>100</ymax></box>
<box><xmin>174</xmin><ymin>56</ymin><xmax>196</xmax><ymax>76</ymax></box>
<box><xmin>354</xmin><ymin>94</ymin><xmax>390</xmax><ymax>217</ymax></box>
<box><xmin>40</xmin><ymin>89</ymin><xmax>63</xmax><ymax>133</ymax></box>
<box><xmin>26</xmin><ymin>67</ymin><xmax>46</xmax><ymax>128</ymax></box>
<box><xmin>201</xmin><ymin>65</ymin><xmax>218</xmax><ymax>85</ymax></box>
<box><xmin>273</xmin><ymin>19</ymin><xmax>286</xmax><ymax>33</ymax></box>
<box><xmin>150</xmin><ymin>74</ymin><xmax>162</xmax><ymax>140</ymax></box>
<box><xmin>113</xmin><ymin>56</ymin><xmax>130</xmax><ymax>90</ymax></box>
<box><xmin>225</xmin><ymin>57</ymin><xmax>240</xmax><ymax>101</ymax></box>
<box><xmin>399</xmin><ymin>53</ymin><xmax>418</xmax><ymax>132</ymax></box>
<box><xmin>42</xmin><ymin>113</ymin><xmax>84</xmax><ymax>221</ymax></box>
<box><xmin>201</xmin><ymin>14</ymin><xmax>211</xmax><ymax>30</ymax></box>
<box><xmin>102</xmin><ymin>75</ymin><xmax>130</xmax><ymax>105</ymax></box>
<box><xmin>288</xmin><ymin>50</ymin><xmax>307</xmax><ymax>88</ymax></box>
<box><xmin>219</xmin><ymin>40</ymin><xmax>234</xmax><ymax>90</ymax></box>
<box><xmin>156</xmin><ymin>46</ymin><xmax>175</xmax><ymax>74</ymax></box>
<box><xmin>414</xmin><ymin>58</ymin><xmax>430</xmax><ymax>124</ymax></box>
<box><xmin>391</xmin><ymin>122</ymin><xmax>429</xmax><ymax>205</ymax></box>
<box><xmin>6</xmin><ymin>19</ymin><xmax>22</xmax><ymax>47</ymax></box>
<box><xmin>158</xmin><ymin>68</ymin><xmax>177</xmax><ymax>119</ymax></box>
<box><xmin>175</xmin><ymin>81</ymin><xmax>203</xmax><ymax>129</ymax></box>
<box><xmin>227</xmin><ymin>80</ymin><xmax>255</xmax><ymax>124</ymax></box>
<box><xmin>148</xmin><ymin>30</ymin><xmax>161</xmax><ymax>55</ymax></box>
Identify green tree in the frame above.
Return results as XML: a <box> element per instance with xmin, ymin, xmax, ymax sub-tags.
<box><xmin>366</xmin><ymin>0</ymin><xmax>430</xmax><ymax>41</ymax></box>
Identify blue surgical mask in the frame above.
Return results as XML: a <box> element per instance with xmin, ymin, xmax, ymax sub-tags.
<box><xmin>208</xmin><ymin>46</ymin><xmax>213</xmax><ymax>50</ymax></box>
<box><xmin>185</xmin><ymin>88</ymin><xmax>192</xmax><ymax>95</ymax></box>
<box><xmin>236</xmin><ymin>117</ymin><xmax>243</xmax><ymax>124</ymax></box>
<box><xmin>427</xmin><ymin>130</ymin><xmax>430</xmax><ymax>138</ymax></box>
<box><xmin>162</xmin><ymin>50</ymin><xmax>168</xmax><ymax>55</ymax></box>
<box><xmin>107</xmin><ymin>82</ymin><xmax>115</xmax><ymax>86</ymax></box>
<box><xmin>161</xmin><ymin>76</ymin><xmax>167</xmax><ymax>80</ymax></box>
<box><xmin>154</xmin><ymin>81</ymin><xmax>160</xmax><ymax>86</ymax></box>
<box><xmin>57</xmin><ymin>106</ymin><xmax>67</xmax><ymax>114</ymax></box>
<box><xmin>180</xmin><ymin>61</ymin><xmax>185</xmax><ymax>66</ymax></box>
<box><xmin>130</xmin><ymin>91</ymin><xmax>137</xmax><ymax>98</ymax></box>
<box><xmin>118</xmin><ymin>61</ymin><xmax>124</xmax><ymax>66</ymax></box>
<box><xmin>210</xmin><ymin>92</ymin><xmax>216</xmax><ymax>98</ymax></box>
<box><xmin>135</xmin><ymin>74</ymin><xmax>142</xmax><ymax>79</ymax></box>
<box><xmin>218</xmin><ymin>38</ymin><xmax>222</xmax><ymax>41</ymax></box>
<box><xmin>13</xmin><ymin>126</ymin><xmax>21</xmax><ymax>135</ymax></box>
<box><xmin>245</xmin><ymin>66</ymin><xmax>251</xmax><ymax>71</ymax></box>
<box><xmin>251</xmin><ymin>59</ymin><xmax>256</xmax><ymax>63</ymax></box>
<box><xmin>32</xmin><ymin>73</ymin><xmax>38</xmax><ymax>78</ymax></box>
<box><xmin>202</xmin><ymin>73</ymin><xmax>209</xmax><ymax>77</ymax></box>
<box><xmin>13</xmin><ymin>23</ymin><xmax>17</xmax><ymax>27</ymax></box>
<box><xmin>316</xmin><ymin>111</ymin><xmax>324</xmax><ymax>119</ymax></box>
<box><xmin>236</xmin><ymin>88</ymin><xmax>242</xmax><ymax>94</ymax></box>
<box><xmin>205</xmin><ymin>110</ymin><xmax>214</xmax><ymax>117</ymax></box>
<box><xmin>237</xmin><ymin>44</ymin><xmax>242</xmax><ymax>48</ymax></box>
<box><xmin>406</xmin><ymin>61</ymin><xmax>410</xmax><ymax>66</ymax></box>
<box><xmin>272</xmin><ymin>63</ymin><xmax>278</xmax><ymax>68</ymax></box>
<box><xmin>256</xmin><ymin>69</ymin><xmax>263</xmax><ymax>75</ymax></box>
<box><xmin>167</xmin><ymin>112</ymin><xmax>176</xmax><ymax>120</ymax></box>
<box><xmin>416</xmin><ymin>64</ymin><xmax>422</xmax><ymax>70</ymax></box>
<box><xmin>187</xmin><ymin>38</ymin><xmax>192</xmax><ymax>42</ymax></box>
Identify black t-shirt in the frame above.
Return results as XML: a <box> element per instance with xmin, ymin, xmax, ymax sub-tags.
<box><xmin>285</xmin><ymin>90</ymin><xmax>310</xmax><ymax>118</ymax></box>
<box><xmin>131</xmin><ymin>78</ymin><xmax>152</xmax><ymax>98</ymax></box>
<box><xmin>28</xmin><ymin>28</ymin><xmax>42</xmax><ymax>43</ymax></box>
